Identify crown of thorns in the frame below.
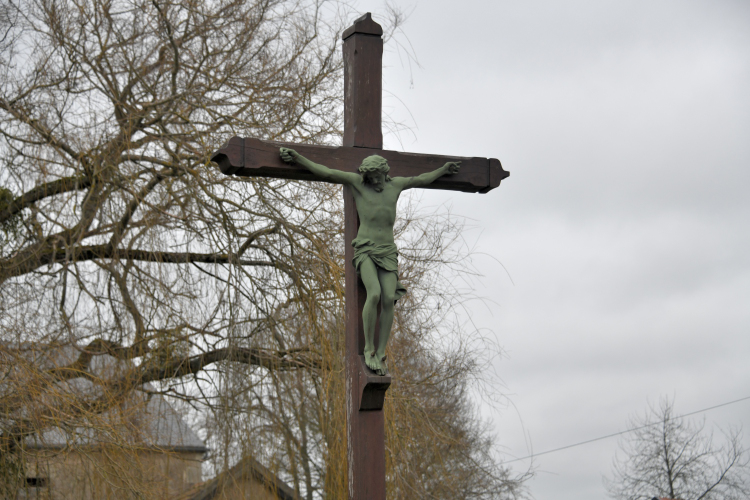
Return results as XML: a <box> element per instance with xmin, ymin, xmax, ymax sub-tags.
<box><xmin>358</xmin><ymin>155</ymin><xmax>391</xmax><ymax>179</ymax></box>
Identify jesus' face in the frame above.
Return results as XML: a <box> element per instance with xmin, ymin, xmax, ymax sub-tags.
<box><xmin>364</xmin><ymin>171</ymin><xmax>387</xmax><ymax>192</ymax></box>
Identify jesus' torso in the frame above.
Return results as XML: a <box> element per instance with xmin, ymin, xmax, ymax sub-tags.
<box><xmin>349</xmin><ymin>177</ymin><xmax>405</xmax><ymax>245</ymax></box>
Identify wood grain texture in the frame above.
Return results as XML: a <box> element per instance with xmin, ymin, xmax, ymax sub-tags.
<box><xmin>343</xmin><ymin>34</ymin><xmax>382</xmax><ymax>149</ymax></box>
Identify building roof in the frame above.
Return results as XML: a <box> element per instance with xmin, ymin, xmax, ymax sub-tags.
<box><xmin>177</xmin><ymin>455</ymin><xmax>298</xmax><ymax>500</ymax></box>
<box><xmin>2</xmin><ymin>342</ymin><xmax>207</xmax><ymax>453</ymax></box>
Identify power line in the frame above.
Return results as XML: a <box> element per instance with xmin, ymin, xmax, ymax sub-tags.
<box><xmin>500</xmin><ymin>394</ymin><xmax>750</xmax><ymax>465</ymax></box>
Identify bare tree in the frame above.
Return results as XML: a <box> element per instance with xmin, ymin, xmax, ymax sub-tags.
<box><xmin>0</xmin><ymin>0</ymin><xmax>526</xmax><ymax>498</ymax></box>
<box><xmin>606</xmin><ymin>397</ymin><xmax>749</xmax><ymax>500</ymax></box>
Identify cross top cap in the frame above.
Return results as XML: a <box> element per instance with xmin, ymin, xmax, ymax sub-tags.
<box><xmin>342</xmin><ymin>12</ymin><xmax>383</xmax><ymax>40</ymax></box>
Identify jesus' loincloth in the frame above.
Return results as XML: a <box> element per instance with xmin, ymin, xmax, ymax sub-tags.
<box><xmin>351</xmin><ymin>237</ymin><xmax>407</xmax><ymax>301</ymax></box>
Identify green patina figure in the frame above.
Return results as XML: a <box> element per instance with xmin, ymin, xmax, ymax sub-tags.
<box><xmin>280</xmin><ymin>147</ymin><xmax>460</xmax><ymax>375</ymax></box>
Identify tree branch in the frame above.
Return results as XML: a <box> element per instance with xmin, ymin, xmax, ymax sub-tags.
<box><xmin>0</xmin><ymin>176</ymin><xmax>91</xmax><ymax>223</ymax></box>
<box><xmin>0</xmin><ymin>97</ymin><xmax>84</xmax><ymax>164</ymax></box>
<box><xmin>0</xmin><ymin>245</ymin><xmax>287</xmax><ymax>284</ymax></box>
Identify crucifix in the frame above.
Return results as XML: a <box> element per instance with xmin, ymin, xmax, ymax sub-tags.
<box><xmin>211</xmin><ymin>13</ymin><xmax>508</xmax><ymax>500</ymax></box>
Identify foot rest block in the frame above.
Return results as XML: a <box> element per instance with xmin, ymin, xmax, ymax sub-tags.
<box><xmin>357</xmin><ymin>355</ymin><xmax>391</xmax><ymax>411</ymax></box>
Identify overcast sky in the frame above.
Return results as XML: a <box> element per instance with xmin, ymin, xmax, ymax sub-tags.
<box><xmin>353</xmin><ymin>1</ymin><xmax>750</xmax><ymax>498</ymax></box>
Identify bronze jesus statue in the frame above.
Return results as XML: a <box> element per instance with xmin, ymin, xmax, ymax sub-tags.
<box><xmin>280</xmin><ymin>148</ymin><xmax>461</xmax><ymax>375</ymax></box>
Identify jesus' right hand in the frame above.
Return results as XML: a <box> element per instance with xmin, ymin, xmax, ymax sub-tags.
<box><xmin>445</xmin><ymin>161</ymin><xmax>461</xmax><ymax>174</ymax></box>
<box><xmin>280</xmin><ymin>147</ymin><xmax>297</xmax><ymax>164</ymax></box>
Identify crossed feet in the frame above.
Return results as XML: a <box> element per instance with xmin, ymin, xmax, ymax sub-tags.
<box><xmin>365</xmin><ymin>349</ymin><xmax>388</xmax><ymax>376</ymax></box>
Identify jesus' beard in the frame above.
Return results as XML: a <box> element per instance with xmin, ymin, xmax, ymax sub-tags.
<box><xmin>364</xmin><ymin>178</ymin><xmax>386</xmax><ymax>192</ymax></box>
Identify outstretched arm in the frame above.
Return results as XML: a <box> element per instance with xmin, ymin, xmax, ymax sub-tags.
<box><xmin>280</xmin><ymin>148</ymin><xmax>359</xmax><ymax>185</ymax></box>
<box><xmin>398</xmin><ymin>161</ymin><xmax>461</xmax><ymax>190</ymax></box>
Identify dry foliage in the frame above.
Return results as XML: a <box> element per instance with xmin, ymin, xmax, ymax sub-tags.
<box><xmin>0</xmin><ymin>0</ymin><xmax>526</xmax><ymax>498</ymax></box>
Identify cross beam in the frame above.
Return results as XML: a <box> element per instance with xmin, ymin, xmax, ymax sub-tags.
<box><xmin>212</xmin><ymin>137</ymin><xmax>507</xmax><ymax>193</ymax></box>
<box><xmin>211</xmin><ymin>13</ymin><xmax>508</xmax><ymax>500</ymax></box>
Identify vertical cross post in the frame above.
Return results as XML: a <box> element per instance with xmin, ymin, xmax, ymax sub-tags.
<box><xmin>342</xmin><ymin>13</ymin><xmax>388</xmax><ymax>500</ymax></box>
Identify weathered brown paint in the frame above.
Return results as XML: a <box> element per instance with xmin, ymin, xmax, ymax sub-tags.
<box><xmin>343</xmin><ymin>14</ymin><xmax>383</xmax><ymax>149</ymax></box>
<box><xmin>343</xmin><ymin>13</ymin><xmax>388</xmax><ymax>500</ymax></box>
<box><xmin>211</xmin><ymin>137</ymin><xmax>508</xmax><ymax>193</ymax></box>
<box><xmin>344</xmin><ymin>182</ymin><xmax>389</xmax><ymax>498</ymax></box>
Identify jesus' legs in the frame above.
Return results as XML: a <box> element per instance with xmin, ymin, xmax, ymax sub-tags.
<box><xmin>375</xmin><ymin>268</ymin><xmax>398</xmax><ymax>375</ymax></box>
<box><xmin>359</xmin><ymin>258</ymin><xmax>382</xmax><ymax>373</ymax></box>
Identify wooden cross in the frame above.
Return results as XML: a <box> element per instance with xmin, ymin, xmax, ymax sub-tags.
<box><xmin>211</xmin><ymin>13</ymin><xmax>508</xmax><ymax>500</ymax></box>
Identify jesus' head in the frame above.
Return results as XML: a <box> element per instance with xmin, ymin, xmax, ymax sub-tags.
<box><xmin>358</xmin><ymin>155</ymin><xmax>391</xmax><ymax>192</ymax></box>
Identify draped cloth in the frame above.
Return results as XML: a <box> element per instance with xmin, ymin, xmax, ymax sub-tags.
<box><xmin>351</xmin><ymin>237</ymin><xmax>407</xmax><ymax>301</ymax></box>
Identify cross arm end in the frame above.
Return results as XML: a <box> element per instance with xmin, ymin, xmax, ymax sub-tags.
<box><xmin>210</xmin><ymin>136</ymin><xmax>244</xmax><ymax>175</ymax></box>
<box><xmin>479</xmin><ymin>158</ymin><xmax>510</xmax><ymax>194</ymax></box>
